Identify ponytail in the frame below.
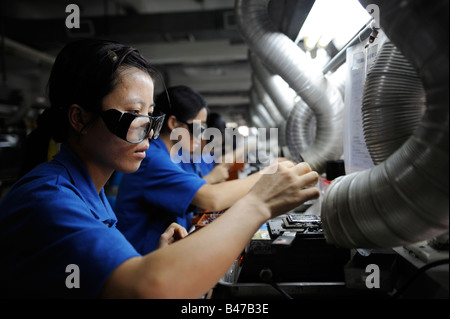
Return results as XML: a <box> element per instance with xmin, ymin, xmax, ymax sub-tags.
<box><xmin>19</xmin><ymin>108</ymin><xmax>55</xmax><ymax>177</ymax></box>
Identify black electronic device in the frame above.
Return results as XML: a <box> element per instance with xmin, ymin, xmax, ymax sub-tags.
<box><xmin>268</xmin><ymin>213</ymin><xmax>323</xmax><ymax>239</ymax></box>
<box><xmin>236</xmin><ymin>213</ymin><xmax>350</xmax><ymax>284</ymax></box>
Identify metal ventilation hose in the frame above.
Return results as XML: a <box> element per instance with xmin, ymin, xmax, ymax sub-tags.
<box><xmin>248</xmin><ymin>109</ymin><xmax>265</xmax><ymax>129</ymax></box>
<box><xmin>285</xmin><ymin>100</ymin><xmax>316</xmax><ymax>163</ymax></box>
<box><xmin>252</xmin><ymin>74</ymin><xmax>284</xmax><ymax>126</ymax></box>
<box><xmin>249</xmin><ymin>53</ymin><xmax>297</xmax><ymax>120</ymax></box>
<box><xmin>321</xmin><ymin>0</ymin><xmax>449</xmax><ymax>248</ymax></box>
<box><xmin>277</xmin><ymin>119</ymin><xmax>287</xmax><ymax>148</ymax></box>
<box><xmin>250</xmin><ymin>89</ymin><xmax>276</xmax><ymax>129</ymax></box>
<box><xmin>249</xmin><ymin>53</ymin><xmax>314</xmax><ymax>155</ymax></box>
<box><xmin>362</xmin><ymin>41</ymin><xmax>426</xmax><ymax>165</ymax></box>
<box><xmin>235</xmin><ymin>0</ymin><xmax>344</xmax><ymax>173</ymax></box>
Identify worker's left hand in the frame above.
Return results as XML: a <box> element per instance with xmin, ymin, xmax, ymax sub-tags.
<box><xmin>157</xmin><ymin>222</ymin><xmax>188</xmax><ymax>249</ymax></box>
<box><xmin>204</xmin><ymin>162</ymin><xmax>231</xmax><ymax>184</ymax></box>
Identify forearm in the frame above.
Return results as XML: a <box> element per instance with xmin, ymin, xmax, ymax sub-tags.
<box><xmin>104</xmin><ymin>195</ymin><xmax>268</xmax><ymax>299</ymax></box>
<box><xmin>193</xmin><ymin>172</ymin><xmax>262</xmax><ymax>211</ymax></box>
<box><xmin>101</xmin><ymin>161</ymin><xmax>320</xmax><ymax>299</ymax></box>
<box><xmin>203</xmin><ymin>173</ymin><xmax>220</xmax><ymax>184</ymax></box>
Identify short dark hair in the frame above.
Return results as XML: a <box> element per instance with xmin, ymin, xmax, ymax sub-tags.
<box><xmin>155</xmin><ymin>85</ymin><xmax>207</xmax><ymax>130</ymax></box>
<box><xmin>47</xmin><ymin>39</ymin><xmax>158</xmax><ymax>142</ymax></box>
<box><xmin>207</xmin><ymin>113</ymin><xmax>226</xmax><ymax>134</ymax></box>
<box><xmin>20</xmin><ymin>39</ymin><xmax>159</xmax><ymax>176</ymax></box>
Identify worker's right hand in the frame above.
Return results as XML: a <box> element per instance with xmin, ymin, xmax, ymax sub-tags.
<box><xmin>246</xmin><ymin>161</ymin><xmax>320</xmax><ymax>220</ymax></box>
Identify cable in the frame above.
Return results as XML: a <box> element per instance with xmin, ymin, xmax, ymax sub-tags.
<box><xmin>391</xmin><ymin>259</ymin><xmax>449</xmax><ymax>299</ymax></box>
<box><xmin>259</xmin><ymin>268</ymin><xmax>294</xmax><ymax>299</ymax></box>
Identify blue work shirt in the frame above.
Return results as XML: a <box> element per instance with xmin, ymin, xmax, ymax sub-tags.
<box><xmin>115</xmin><ymin>138</ymin><xmax>207</xmax><ymax>255</ymax></box>
<box><xmin>0</xmin><ymin>145</ymin><xmax>139</xmax><ymax>299</ymax></box>
<box><xmin>176</xmin><ymin>150</ymin><xmax>215</xmax><ymax>178</ymax></box>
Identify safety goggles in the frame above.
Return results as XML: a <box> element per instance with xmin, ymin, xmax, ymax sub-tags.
<box><xmin>101</xmin><ymin>109</ymin><xmax>165</xmax><ymax>143</ymax></box>
<box><xmin>177</xmin><ymin>119</ymin><xmax>207</xmax><ymax>138</ymax></box>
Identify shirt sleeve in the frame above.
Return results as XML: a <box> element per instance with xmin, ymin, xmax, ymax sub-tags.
<box><xmin>139</xmin><ymin>150</ymin><xmax>207</xmax><ymax>217</ymax></box>
<box><xmin>0</xmin><ymin>180</ymin><xmax>140</xmax><ymax>299</ymax></box>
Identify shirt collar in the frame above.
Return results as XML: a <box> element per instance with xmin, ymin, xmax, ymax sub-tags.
<box><xmin>52</xmin><ymin>144</ymin><xmax>116</xmax><ymax>225</ymax></box>
<box><xmin>152</xmin><ymin>137</ymin><xmax>169</xmax><ymax>154</ymax></box>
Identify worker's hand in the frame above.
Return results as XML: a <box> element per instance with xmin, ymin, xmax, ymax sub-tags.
<box><xmin>203</xmin><ymin>163</ymin><xmax>231</xmax><ymax>184</ymax></box>
<box><xmin>157</xmin><ymin>223</ymin><xmax>188</xmax><ymax>249</ymax></box>
<box><xmin>247</xmin><ymin>161</ymin><xmax>320</xmax><ymax>220</ymax></box>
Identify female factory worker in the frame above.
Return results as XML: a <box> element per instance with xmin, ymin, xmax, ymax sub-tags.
<box><xmin>0</xmin><ymin>39</ymin><xmax>320</xmax><ymax>299</ymax></box>
<box><xmin>115</xmin><ymin>85</ymin><xmax>268</xmax><ymax>254</ymax></box>
<box><xmin>177</xmin><ymin>111</ymin><xmax>230</xmax><ymax>183</ymax></box>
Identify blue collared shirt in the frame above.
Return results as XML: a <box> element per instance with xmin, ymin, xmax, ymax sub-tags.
<box><xmin>0</xmin><ymin>145</ymin><xmax>139</xmax><ymax>298</ymax></box>
<box><xmin>176</xmin><ymin>150</ymin><xmax>215</xmax><ymax>178</ymax></box>
<box><xmin>115</xmin><ymin>138</ymin><xmax>207</xmax><ymax>254</ymax></box>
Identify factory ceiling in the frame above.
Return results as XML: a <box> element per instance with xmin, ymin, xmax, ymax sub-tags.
<box><xmin>1</xmin><ymin>0</ymin><xmax>313</xmax><ymax>124</ymax></box>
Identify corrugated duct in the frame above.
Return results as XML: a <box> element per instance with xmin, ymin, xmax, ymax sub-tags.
<box><xmin>321</xmin><ymin>0</ymin><xmax>449</xmax><ymax>248</ymax></box>
<box><xmin>286</xmin><ymin>100</ymin><xmax>317</xmax><ymax>163</ymax></box>
<box><xmin>251</xmin><ymin>74</ymin><xmax>285</xmax><ymax>126</ymax></box>
<box><xmin>249</xmin><ymin>53</ymin><xmax>297</xmax><ymax>120</ymax></box>
<box><xmin>235</xmin><ymin>0</ymin><xmax>344</xmax><ymax>174</ymax></box>
<box><xmin>362</xmin><ymin>41</ymin><xmax>426</xmax><ymax>165</ymax></box>
<box><xmin>249</xmin><ymin>89</ymin><xmax>276</xmax><ymax>129</ymax></box>
<box><xmin>249</xmin><ymin>53</ymin><xmax>314</xmax><ymax>153</ymax></box>
<box><xmin>248</xmin><ymin>109</ymin><xmax>265</xmax><ymax>129</ymax></box>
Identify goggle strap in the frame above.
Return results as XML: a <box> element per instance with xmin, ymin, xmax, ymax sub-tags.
<box><xmin>102</xmin><ymin>109</ymin><xmax>122</xmax><ymax>137</ymax></box>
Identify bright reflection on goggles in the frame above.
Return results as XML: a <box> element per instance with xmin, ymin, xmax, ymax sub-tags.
<box><xmin>101</xmin><ymin>109</ymin><xmax>165</xmax><ymax>143</ymax></box>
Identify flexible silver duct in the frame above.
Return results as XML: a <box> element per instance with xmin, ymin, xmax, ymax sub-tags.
<box><xmin>248</xmin><ymin>108</ymin><xmax>265</xmax><ymax>129</ymax></box>
<box><xmin>249</xmin><ymin>107</ymin><xmax>269</xmax><ymax>129</ymax></box>
<box><xmin>252</xmin><ymin>74</ymin><xmax>284</xmax><ymax>126</ymax></box>
<box><xmin>249</xmin><ymin>53</ymin><xmax>297</xmax><ymax>120</ymax></box>
<box><xmin>249</xmin><ymin>89</ymin><xmax>276</xmax><ymax>129</ymax></box>
<box><xmin>277</xmin><ymin>119</ymin><xmax>287</xmax><ymax>149</ymax></box>
<box><xmin>321</xmin><ymin>0</ymin><xmax>449</xmax><ymax>248</ymax></box>
<box><xmin>285</xmin><ymin>98</ymin><xmax>316</xmax><ymax>163</ymax></box>
<box><xmin>362</xmin><ymin>41</ymin><xmax>426</xmax><ymax>165</ymax></box>
<box><xmin>249</xmin><ymin>53</ymin><xmax>295</xmax><ymax>149</ymax></box>
<box><xmin>235</xmin><ymin>0</ymin><xmax>344</xmax><ymax>173</ymax></box>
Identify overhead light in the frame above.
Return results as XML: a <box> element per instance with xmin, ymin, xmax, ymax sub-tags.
<box><xmin>238</xmin><ymin>125</ymin><xmax>249</xmax><ymax>137</ymax></box>
<box><xmin>296</xmin><ymin>0</ymin><xmax>371</xmax><ymax>51</ymax></box>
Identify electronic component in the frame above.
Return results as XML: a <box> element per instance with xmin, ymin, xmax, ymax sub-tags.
<box><xmin>236</xmin><ymin>213</ymin><xmax>350</xmax><ymax>283</ymax></box>
<box><xmin>267</xmin><ymin>213</ymin><xmax>323</xmax><ymax>239</ymax></box>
